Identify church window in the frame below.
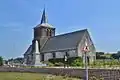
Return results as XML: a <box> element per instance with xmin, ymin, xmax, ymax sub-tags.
<box><xmin>41</xmin><ymin>54</ymin><xmax>44</xmax><ymax>61</ymax></box>
<box><xmin>65</xmin><ymin>52</ymin><xmax>68</xmax><ymax>56</ymax></box>
<box><xmin>46</xmin><ymin>29</ymin><xmax>48</xmax><ymax>36</ymax></box>
<box><xmin>46</xmin><ymin>28</ymin><xmax>52</xmax><ymax>36</ymax></box>
<box><xmin>49</xmin><ymin>30</ymin><xmax>52</xmax><ymax>36</ymax></box>
<box><xmin>65</xmin><ymin>52</ymin><xmax>69</xmax><ymax>58</ymax></box>
<box><xmin>52</xmin><ymin>52</ymin><xmax>56</xmax><ymax>58</ymax></box>
<box><xmin>46</xmin><ymin>29</ymin><xmax>49</xmax><ymax>36</ymax></box>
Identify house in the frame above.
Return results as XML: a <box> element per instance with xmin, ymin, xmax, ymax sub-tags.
<box><xmin>23</xmin><ymin>8</ymin><xmax>96</xmax><ymax>66</ymax></box>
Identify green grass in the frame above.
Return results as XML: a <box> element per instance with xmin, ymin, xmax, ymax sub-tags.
<box><xmin>0</xmin><ymin>72</ymin><xmax>80</xmax><ymax>80</ymax></box>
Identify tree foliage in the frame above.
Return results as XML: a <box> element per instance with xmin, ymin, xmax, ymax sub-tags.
<box><xmin>111</xmin><ymin>51</ymin><xmax>120</xmax><ymax>59</ymax></box>
<box><xmin>0</xmin><ymin>56</ymin><xmax>3</xmax><ymax>66</ymax></box>
<box><xmin>96</xmin><ymin>52</ymin><xmax>105</xmax><ymax>59</ymax></box>
<box><xmin>14</xmin><ymin>57</ymin><xmax>24</xmax><ymax>63</ymax></box>
<box><xmin>8</xmin><ymin>57</ymin><xmax>24</xmax><ymax>64</ymax></box>
<box><xmin>111</xmin><ymin>54</ymin><xmax>119</xmax><ymax>59</ymax></box>
<box><xmin>70</xmin><ymin>57</ymin><xmax>83</xmax><ymax>66</ymax></box>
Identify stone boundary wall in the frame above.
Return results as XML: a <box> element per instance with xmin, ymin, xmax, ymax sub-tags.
<box><xmin>0</xmin><ymin>67</ymin><xmax>120</xmax><ymax>80</ymax></box>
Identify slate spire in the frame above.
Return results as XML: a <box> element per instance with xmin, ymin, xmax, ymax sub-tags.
<box><xmin>40</xmin><ymin>8</ymin><xmax>48</xmax><ymax>24</ymax></box>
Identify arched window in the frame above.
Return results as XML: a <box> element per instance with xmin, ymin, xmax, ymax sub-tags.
<box><xmin>52</xmin><ymin>52</ymin><xmax>56</xmax><ymax>58</ymax></box>
<box><xmin>46</xmin><ymin>28</ymin><xmax>52</xmax><ymax>36</ymax></box>
<box><xmin>65</xmin><ymin>52</ymin><xmax>69</xmax><ymax>57</ymax></box>
<box><xmin>46</xmin><ymin>29</ymin><xmax>49</xmax><ymax>36</ymax></box>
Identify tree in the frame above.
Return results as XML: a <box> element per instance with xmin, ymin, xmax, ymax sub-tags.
<box><xmin>96</xmin><ymin>52</ymin><xmax>105</xmax><ymax>59</ymax></box>
<box><xmin>96</xmin><ymin>52</ymin><xmax>104</xmax><ymax>55</ymax></box>
<box><xmin>0</xmin><ymin>56</ymin><xmax>3</xmax><ymax>66</ymax></box>
<box><xmin>14</xmin><ymin>57</ymin><xmax>24</xmax><ymax>64</ymax></box>
<box><xmin>117</xmin><ymin>51</ymin><xmax>120</xmax><ymax>54</ymax></box>
<box><xmin>111</xmin><ymin>51</ymin><xmax>120</xmax><ymax>59</ymax></box>
<box><xmin>111</xmin><ymin>54</ymin><xmax>119</xmax><ymax>59</ymax></box>
<box><xmin>117</xmin><ymin>51</ymin><xmax>120</xmax><ymax>58</ymax></box>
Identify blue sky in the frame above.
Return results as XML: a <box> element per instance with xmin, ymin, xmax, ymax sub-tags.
<box><xmin>0</xmin><ymin>0</ymin><xmax>120</xmax><ymax>59</ymax></box>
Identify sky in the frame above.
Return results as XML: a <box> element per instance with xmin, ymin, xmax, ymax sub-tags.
<box><xmin>0</xmin><ymin>0</ymin><xmax>120</xmax><ymax>59</ymax></box>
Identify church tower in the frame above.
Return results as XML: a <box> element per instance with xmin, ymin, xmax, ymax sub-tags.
<box><xmin>33</xmin><ymin>8</ymin><xmax>55</xmax><ymax>50</ymax></box>
<box><xmin>31</xmin><ymin>8</ymin><xmax>55</xmax><ymax>66</ymax></box>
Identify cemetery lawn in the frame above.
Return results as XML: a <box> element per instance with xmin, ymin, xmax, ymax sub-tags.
<box><xmin>0</xmin><ymin>72</ymin><xmax>80</xmax><ymax>80</ymax></box>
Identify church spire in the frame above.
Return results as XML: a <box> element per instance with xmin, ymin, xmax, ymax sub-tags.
<box><xmin>40</xmin><ymin>8</ymin><xmax>48</xmax><ymax>24</ymax></box>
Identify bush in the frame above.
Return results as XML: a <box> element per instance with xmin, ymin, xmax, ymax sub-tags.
<box><xmin>70</xmin><ymin>57</ymin><xmax>83</xmax><ymax>67</ymax></box>
<box><xmin>48</xmin><ymin>57</ymin><xmax>83</xmax><ymax>67</ymax></box>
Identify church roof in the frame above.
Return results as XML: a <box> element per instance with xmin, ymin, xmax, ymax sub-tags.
<box><xmin>41</xmin><ymin>29</ymin><xmax>87</xmax><ymax>53</ymax></box>
<box><xmin>24</xmin><ymin>45</ymin><xmax>32</xmax><ymax>55</ymax></box>
<box><xmin>35</xmin><ymin>23</ymin><xmax>54</xmax><ymax>28</ymax></box>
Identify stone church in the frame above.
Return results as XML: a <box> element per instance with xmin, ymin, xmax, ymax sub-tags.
<box><xmin>23</xmin><ymin>8</ymin><xmax>96</xmax><ymax>66</ymax></box>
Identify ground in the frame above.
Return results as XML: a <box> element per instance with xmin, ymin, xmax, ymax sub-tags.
<box><xmin>0</xmin><ymin>72</ymin><xmax>80</xmax><ymax>80</ymax></box>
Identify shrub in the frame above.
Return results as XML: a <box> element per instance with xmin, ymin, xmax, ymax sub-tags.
<box><xmin>48</xmin><ymin>57</ymin><xmax>83</xmax><ymax>67</ymax></box>
<box><xmin>70</xmin><ymin>57</ymin><xmax>83</xmax><ymax>67</ymax></box>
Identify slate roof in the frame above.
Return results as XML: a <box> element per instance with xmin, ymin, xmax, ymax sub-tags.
<box><xmin>24</xmin><ymin>45</ymin><xmax>32</xmax><ymax>55</ymax></box>
<box><xmin>35</xmin><ymin>23</ymin><xmax>54</xmax><ymax>29</ymax></box>
<box><xmin>34</xmin><ymin>8</ymin><xmax>54</xmax><ymax>29</ymax></box>
<box><xmin>41</xmin><ymin>29</ymin><xmax>87</xmax><ymax>53</ymax></box>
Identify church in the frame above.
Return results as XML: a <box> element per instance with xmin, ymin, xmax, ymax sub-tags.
<box><xmin>23</xmin><ymin>8</ymin><xmax>96</xmax><ymax>66</ymax></box>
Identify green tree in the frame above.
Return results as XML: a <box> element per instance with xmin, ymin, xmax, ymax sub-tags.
<box><xmin>0</xmin><ymin>56</ymin><xmax>3</xmax><ymax>66</ymax></box>
<box><xmin>96</xmin><ymin>52</ymin><xmax>105</xmax><ymax>59</ymax></box>
<box><xmin>111</xmin><ymin>54</ymin><xmax>118</xmax><ymax>59</ymax></box>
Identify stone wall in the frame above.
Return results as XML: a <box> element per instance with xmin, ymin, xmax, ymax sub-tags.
<box><xmin>44</xmin><ymin>50</ymin><xmax>77</xmax><ymax>61</ymax></box>
<box><xmin>0</xmin><ymin>67</ymin><xmax>120</xmax><ymax>80</ymax></box>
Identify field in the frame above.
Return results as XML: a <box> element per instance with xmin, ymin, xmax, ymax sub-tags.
<box><xmin>0</xmin><ymin>72</ymin><xmax>79</xmax><ymax>80</ymax></box>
